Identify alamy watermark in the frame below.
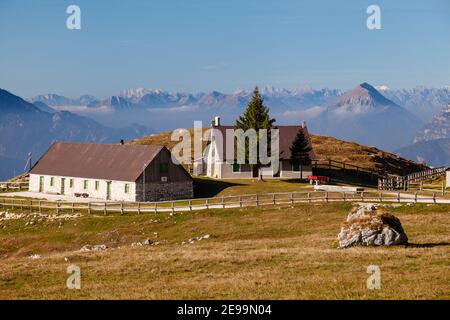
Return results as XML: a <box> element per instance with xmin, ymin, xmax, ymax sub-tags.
<box><xmin>367</xmin><ymin>5</ymin><xmax>381</xmax><ymax>30</ymax></box>
<box><xmin>66</xmin><ymin>4</ymin><xmax>81</xmax><ymax>30</ymax></box>
<box><xmin>66</xmin><ymin>264</ymin><xmax>81</xmax><ymax>290</ymax></box>
<box><xmin>170</xmin><ymin>121</ymin><xmax>280</xmax><ymax>177</ymax></box>
<box><xmin>366</xmin><ymin>265</ymin><xmax>381</xmax><ymax>290</ymax></box>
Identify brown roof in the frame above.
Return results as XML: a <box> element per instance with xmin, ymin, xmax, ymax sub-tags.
<box><xmin>213</xmin><ymin>125</ymin><xmax>316</xmax><ymax>160</ymax></box>
<box><xmin>30</xmin><ymin>142</ymin><xmax>163</xmax><ymax>182</ymax></box>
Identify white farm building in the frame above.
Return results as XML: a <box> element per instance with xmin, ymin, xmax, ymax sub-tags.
<box><xmin>29</xmin><ymin>142</ymin><xmax>193</xmax><ymax>202</ymax></box>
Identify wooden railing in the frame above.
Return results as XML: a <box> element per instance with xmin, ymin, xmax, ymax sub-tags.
<box><xmin>311</xmin><ymin>159</ymin><xmax>383</xmax><ymax>178</ymax></box>
<box><xmin>0</xmin><ymin>190</ymin><xmax>448</xmax><ymax>215</ymax></box>
<box><xmin>378</xmin><ymin>167</ymin><xmax>447</xmax><ymax>190</ymax></box>
<box><xmin>0</xmin><ymin>181</ymin><xmax>29</xmax><ymax>192</ymax></box>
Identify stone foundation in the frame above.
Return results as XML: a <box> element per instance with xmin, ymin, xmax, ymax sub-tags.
<box><xmin>135</xmin><ymin>181</ymin><xmax>194</xmax><ymax>202</ymax></box>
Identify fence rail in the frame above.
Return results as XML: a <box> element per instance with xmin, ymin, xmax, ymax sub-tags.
<box><xmin>311</xmin><ymin>159</ymin><xmax>383</xmax><ymax>178</ymax></box>
<box><xmin>0</xmin><ymin>190</ymin><xmax>448</xmax><ymax>216</ymax></box>
<box><xmin>0</xmin><ymin>181</ymin><xmax>29</xmax><ymax>191</ymax></box>
<box><xmin>378</xmin><ymin>167</ymin><xmax>447</xmax><ymax>190</ymax></box>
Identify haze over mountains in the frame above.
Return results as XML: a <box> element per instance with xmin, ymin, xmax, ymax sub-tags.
<box><xmin>0</xmin><ymin>89</ymin><xmax>150</xmax><ymax>180</ymax></box>
<box><xmin>396</xmin><ymin>103</ymin><xmax>450</xmax><ymax>166</ymax></box>
<box><xmin>1</xmin><ymin>82</ymin><xmax>448</xmax><ymax>179</ymax></box>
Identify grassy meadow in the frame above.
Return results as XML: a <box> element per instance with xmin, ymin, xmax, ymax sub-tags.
<box><xmin>0</xmin><ymin>201</ymin><xmax>448</xmax><ymax>299</ymax></box>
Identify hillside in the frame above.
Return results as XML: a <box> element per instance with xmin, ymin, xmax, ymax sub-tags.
<box><xmin>0</xmin><ymin>202</ymin><xmax>448</xmax><ymax>299</ymax></box>
<box><xmin>130</xmin><ymin>130</ymin><xmax>426</xmax><ymax>176</ymax></box>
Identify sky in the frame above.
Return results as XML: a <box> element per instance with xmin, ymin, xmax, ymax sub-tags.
<box><xmin>0</xmin><ymin>0</ymin><xmax>449</xmax><ymax>98</ymax></box>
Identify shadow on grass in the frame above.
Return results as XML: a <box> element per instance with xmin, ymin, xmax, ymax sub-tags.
<box><xmin>406</xmin><ymin>242</ymin><xmax>450</xmax><ymax>248</ymax></box>
<box><xmin>313</xmin><ymin>168</ymin><xmax>378</xmax><ymax>188</ymax></box>
<box><xmin>193</xmin><ymin>178</ymin><xmax>243</xmax><ymax>198</ymax></box>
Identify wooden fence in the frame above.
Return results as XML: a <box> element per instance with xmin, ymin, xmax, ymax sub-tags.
<box><xmin>0</xmin><ymin>181</ymin><xmax>29</xmax><ymax>192</ymax></box>
<box><xmin>378</xmin><ymin>167</ymin><xmax>447</xmax><ymax>190</ymax></box>
<box><xmin>0</xmin><ymin>190</ymin><xmax>447</xmax><ymax>216</ymax></box>
<box><xmin>311</xmin><ymin>159</ymin><xmax>382</xmax><ymax>178</ymax></box>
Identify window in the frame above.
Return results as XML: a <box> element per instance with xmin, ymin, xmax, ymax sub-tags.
<box><xmin>95</xmin><ymin>181</ymin><xmax>100</xmax><ymax>190</ymax></box>
<box><xmin>50</xmin><ymin>177</ymin><xmax>54</xmax><ymax>186</ymax></box>
<box><xmin>232</xmin><ymin>163</ymin><xmax>241</xmax><ymax>173</ymax></box>
<box><xmin>69</xmin><ymin>179</ymin><xmax>74</xmax><ymax>188</ymax></box>
<box><xmin>159</xmin><ymin>163</ymin><xmax>169</xmax><ymax>173</ymax></box>
<box><xmin>83</xmin><ymin>180</ymin><xmax>88</xmax><ymax>190</ymax></box>
<box><xmin>124</xmin><ymin>183</ymin><xmax>130</xmax><ymax>193</ymax></box>
<box><xmin>292</xmin><ymin>163</ymin><xmax>300</xmax><ymax>172</ymax></box>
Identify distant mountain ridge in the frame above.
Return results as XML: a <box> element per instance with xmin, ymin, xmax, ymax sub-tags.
<box><xmin>0</xmin><ymin>88</ymin><xmax>150</xmax><ymax>180</ymax></box>
<box><xmin>395</xmin><ymin>103</ymin><xmax>450</xmax><ymax>167</ymax></box>
<box><xmin>310</xmin><ymin>83</ymin><xmax>423</xmax><ymax>151</ymax></box>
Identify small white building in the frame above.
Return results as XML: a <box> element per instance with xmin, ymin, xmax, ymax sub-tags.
<box><xmin>446</xmin><ymin>170</ymin><xmax>450</xmax><ymax>188</ymax></box>
<box><xmin>200</xmin><ymin>117</ymin><xmax>316</xmax><ymax>179</ymax></box>
<box><xmin>29</xmin><ymin>142</ymin><xmax>193</xmax><ymax>202</ymax></box>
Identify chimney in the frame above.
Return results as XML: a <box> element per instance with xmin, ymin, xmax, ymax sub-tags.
<box><xmin>213</xmin><ymin>116</ymin><xmax>221</xmax><ymax>127</ymax></box>
<box><xmin>301</xmin><ymin>121</ymin><xmax>307</xmax><ymax>128</ymax></box>
<box><xmin>120</xmin><ymin>139</ymin><xmax>124</xmax><ymax>145</ymax></box>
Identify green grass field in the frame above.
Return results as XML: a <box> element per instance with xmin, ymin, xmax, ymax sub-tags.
<box><xmin>0</xmin><ymin>201</ymin><xmax>448</xmax><ymax>299</ymax></box>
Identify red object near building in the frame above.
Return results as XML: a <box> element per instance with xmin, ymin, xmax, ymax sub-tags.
<box><xmin>307</xmin><ymin>175</ymin><xmax>329</xmax><ymax>184</ymax></box>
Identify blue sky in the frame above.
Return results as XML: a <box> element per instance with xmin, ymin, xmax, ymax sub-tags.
<box><xmin>0</xmin><ymin>0</ymin><xmax>449</xmax><ymax>98</ymax></box>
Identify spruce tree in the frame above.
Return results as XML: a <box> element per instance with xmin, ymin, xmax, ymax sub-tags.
<box><xmin>235</xmin><ymin>87</ymin><xmax>275</xmax><ymax>177</ymax></box>
<box><xmin>290</xmin><ymin>128</ymin><xmax>312</xmax><ymax>178</ymax></box>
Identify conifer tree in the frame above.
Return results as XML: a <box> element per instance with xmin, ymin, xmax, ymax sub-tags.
<box><xmin>290</xmin><ymin>128</ymin><xmax>312</xmax><ymax>178</ymax></box>
<box><xmin>235</xmin><ymin>87</ymin><xmax>275</xmax><ymax>177</ymax></box>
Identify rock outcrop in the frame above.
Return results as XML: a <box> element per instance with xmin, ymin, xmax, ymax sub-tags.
<box><xmin>338</xmin><ymin>205</ymin><xmax>408</xmax><ymax>248</ymax></box>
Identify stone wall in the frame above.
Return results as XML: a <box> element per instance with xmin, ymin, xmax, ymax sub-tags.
<box><xmin>135</xmin><ymin>180</ymin><xmax>194</xmax><ymax>202</ymax></box>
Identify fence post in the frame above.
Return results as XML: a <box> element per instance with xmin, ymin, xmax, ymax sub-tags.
<box><xmin>38</xmin><ymin>200</ymin><xmax>42</xmax><ymax>214</ymax></box>
<box><xmin>71</xmin><ymin>202</ymin><xmax>74</xmax><ymax>214</ymax></box>
<box><xmin>154</xmin><ymin>202</ymin><xmax>158</xmax><ymax>213</ymax></box>
<box><xmin>414</xmin><ymin>192</ymin><xmax>417</xmax><ymax>203</ymax></box>
<box><xmin>104</xmin><ymin>202</ymin><xmax>107</xmax><ymax>216</ymax></box>
<box><xmin>433</xmin><ymin>192</ymin><xmax>436</xmax><ymax>204</ymax></box>
<box><xmin>20</xmin><ymin>199</ymin><xmax>24</xmax><ymax>213</ymax></box>
<box><xmin>272</xmin><ymin>194</ymin><xmax>275</xmax><ymax>205</ymax></box>
<box><xmin>379</xmin><ymin>192</ymin><xmax>382</xmax><ymax>203</ymax></box>
<box><xmin>342</xmin><ymin>192</ymin><xmax>346</xmax><ymax>202</ymax></box>
<box><xmin>222</xmin><ymin>197</ymin><xmax>225</xmax><ymax>209</ymax></box>
<box><xmin>55</xmin><ymin>201</ymin><xmax>59</xmax><ymax>215</ymax></box>
<box><xmin>171</xmin><ymin>201</ymin><xmax>174</xmax><ymax>215</ymax></box>
<box><xmin>256</xmin><ymin>194</ymin><xmax>259</xmax><ymax>207</ymax></box>
<box><xmin>205</xmin><ymin>199</ymin><xmax>208</xmax><ymax>209</ymax></box>
<box><xmin>29</xmin><ymin>200</ymin><xmax>32</xmax><ymax>212</ymax></box>
<box><xmin>307</xmin><ymin>192</ymin><xmax>311</xmax><ymax>203</ymax></box>
<box><xmin>290</xmin><ymin>192</ymin><xmax>294</xmax><ymax>204</ymax></box>
<box><xmin>239</xmin><ymin>196</ymin><xmax>242</xmax><ymax>208</ymax></box>
<box><xmin>189</xmin><ymin>200</ymin><xmax>192</xmax><ymax>211</ymax></box>
<box><xmin>325</xmin><ymin>192</ymin><xmax>328</xmax><ymax>203</ymax></box>
<box><xmin>361</xmin><ymin>191</ymin><xmax>364</xmax><ymax>202</ymax></box>
<box><xmin>397</xmin><ymin>192</ymin><xmax>400</xmax><ymax>203</ymax></box>
<box><xmin>88</xmin><ymin>202</ymin><xmax>91</xmax><ymax>215</ymax></box>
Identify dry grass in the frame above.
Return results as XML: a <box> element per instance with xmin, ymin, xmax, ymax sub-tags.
<box><xmin>0</xmin><ymin>202</ymin><xmax>448</xmax><ymax>299</ymax></box>
<box><xmin>129</xmin><ymin>131</ymin><xmax>425</xmax><ymax>176</ymax></box>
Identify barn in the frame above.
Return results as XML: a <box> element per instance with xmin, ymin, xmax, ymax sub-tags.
<box><xmin>28</xmin><ymin>142</ymin><xmax>193</xmax><ymax>202</ymax></box>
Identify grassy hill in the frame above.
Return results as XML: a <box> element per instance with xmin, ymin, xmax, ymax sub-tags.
<box><xmin>0</xmin><ymin>202</ymin><xmax>448</xmax><ymax>299</ymax></box>
<box><xmin>130</xmin><ymin>131</ymin><xmax>426</xmax><ymax>176</ymax></box>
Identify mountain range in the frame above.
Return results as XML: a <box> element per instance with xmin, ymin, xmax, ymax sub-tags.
<box><xmin>24</xmin><ymin>83</ymin><xmax>450</xmax><ymax>168</ymax></box>
<box><xmin>0</xmin><ymin>89</ymin><xmax>150</xmax><ymax>180</ymax></box>
<box><xmin>395</xmin><ymin>103</ymin><xmax>450</xmax><ymax>166</ymax></box>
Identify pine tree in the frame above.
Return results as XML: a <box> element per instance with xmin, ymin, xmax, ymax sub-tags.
<box><xmin>235</xmin><ymin>87</ymin><xmax>275</xmax><ymax>177</ymax></box>
<box><xmin>290</xmin><ymin>128</ymin><xmax>312</xmax><ymax>178</ymax></box>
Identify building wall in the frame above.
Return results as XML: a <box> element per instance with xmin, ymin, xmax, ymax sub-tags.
<box><xmin>220</xmin><ymin>163</ymin><xmax>253</xmax><ymax>179</ymax></box>
<box><xmin>29</xmin><ymin>174</ymin><xmax>136</xmax><ymax>202</ymax></box>
<box><xmin>135</xmin><ymin>180</ymin><xmax>194</xmax><ymax>202</ymax></box>
<box><xmin>280</xmin><ymin>160</ymin><xmax>313</xmax><ymax>179</ymax></box>
<box><xmin>447</xmin><ymin>171</ymin><xmax>450</xmax><ymax>188</ymax></box>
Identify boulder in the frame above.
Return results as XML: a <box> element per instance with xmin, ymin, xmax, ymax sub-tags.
<box><xmin>338</xmin><ymin>204</ymin><xmax>408</xmax><ymax>248</ymax></box>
